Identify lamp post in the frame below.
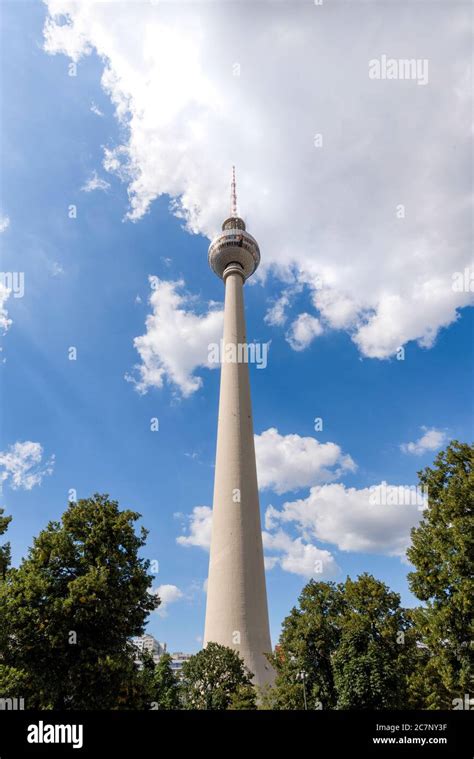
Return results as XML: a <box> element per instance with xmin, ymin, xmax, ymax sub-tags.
<box><xmin>298</xmin><ymin>670</ymin><xmax>308</xmax><ymax>711</ymax></box>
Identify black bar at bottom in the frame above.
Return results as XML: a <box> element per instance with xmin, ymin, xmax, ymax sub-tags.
<box><xmin>0</xmin><ymin>709</ymin><xmax>472</xmax><ymax>757</ymax></box>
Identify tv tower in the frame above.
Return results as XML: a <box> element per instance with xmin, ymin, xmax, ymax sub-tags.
<box><xmin>204</xmin><ymin>167</ymin><xmax>274</xmax><ymax>688</ymax></box>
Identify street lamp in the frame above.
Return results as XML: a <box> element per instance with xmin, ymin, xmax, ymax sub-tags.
<box><xmin>298</xmin><ymin>670</ymin><xmax>308</xmax><ymax>710</ymax></box>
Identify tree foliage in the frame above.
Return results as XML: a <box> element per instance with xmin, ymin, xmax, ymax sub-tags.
<box><xmin>0</xmin><ymin>506</ymin><xmax>12</xmax><ymax>581</ymax></box>
<box><xmin>150</xmin><ymin>652</ymin><xmax>180</xmax><ymax>710</ymax></box>
<box><xmin>180</xmin><ymin>642</ymin><xmax>256</xmax><ymax>710</ymax></box>
<box><xmin>407</xmin><ymin>441</ymin><xmax>473</xmax><ymax>708</ymax></box>
<box><xmin>228</xmin><ymin>683</ymin><xmax>258</xmax><ymax>710</ymax></box>
<box><xmin>271</xmin><ymin>575</ymin><xmax>416</xmax><ymax>710</ymax></box>
<box><xmin>0</xmin><ymin>494</ymin><xmax>158</xmax><ymax>709</ymax></box>
<box><xmin>332</xmin><ymin>574</ymin><xmax>416</xmax><ymax>709</ymax></box>
<box><xmin>269</xmin><ymin>580</ymin><xmax>344</xmax><ymax>709</ymax></box>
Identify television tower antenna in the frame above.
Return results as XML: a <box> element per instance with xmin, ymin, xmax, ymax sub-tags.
<box><xmin>230</xmin><ymin>165</ymin><xmax>238</xmax><ymax>217</ymax></box>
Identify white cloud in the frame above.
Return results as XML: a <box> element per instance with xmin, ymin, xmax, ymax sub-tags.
<box><xmin>176</xmin><ymin>505</ymin><xmax>212</xmax><ymax>550</ymax></box>
<box><xmin>42</xmin><ymin>1</ymin><xmax>473</xmax><ymax>359</ymax></box>
<box><xmin>265</xmin><ymin>294</ymin><xmax>290</xmax><ymax>328</ymax></box>
<box><xmin>264</xmin><ymin>283</ymin><xmax>303</xmax><ymax>327</ymax></box>
<box><xmin>176</xmin><ymin>502</ymin><xmax>339</xmax><ymax>579</ymax></box>
<box><xmin>177</xmin><ymin>476</ymin><xmax>422</xmax><ymax>574</ymax></box>
<box><xmin>0</xmin><ymin>215</ymin><xmax>10</xmax><ymax>233</ymax></box>
<box><xmin>286</xmin><ymin>313</ymin><xmax>323</xmax><ymax>351</ymax></box>
<box><xmin>154</xmin><ymin>584</ymin><xmax>184</xmax><ymax>617</ymax></box>
<box><xmin>400</xmin><ymin>426</ymin><xmax>447</xmax><ymax>456</ymax></box>
<box><xmin>0</xmin><ymin>284</ymin><xmax>12</xmax><ymax>335</ymax></box>
<box><xmin>90</xmin><ymin>101</ymin><xmax>103</xmax><ymax>116</ymax></box>
<box><xmin>0</xmin><ymin>441</ymin><xmax>55</xmax><ymax>490</ymax></box>
<box><xmin>265</xmin><ymin>481</ymin><xmax>424</xmax><ymax>558</ymax></box>
<box><xmin>127</xmin><ymin>277</ymin><xmax>223</xmax><ymax>397</ymax></box>
<box><xmin>255</xmin><ymin>427</ymin><xmax>356</xmax><ymax>495</ymax></box>
<box><xmin>81</xmin><ymin>170</ymin><xmax>110</xmax><ymax>193</ymax></box>
<box><xmin>262</xmin><ymin>529</ymin><xmax>339</xmax><ymax>579</ymax></box>
<box><xmin>263</xmin><ymin>555</ymin><xmax>279</xmax><ymax>571</ymax></box>
<box><xmin>313</xmin><ymin>288</ymin><xmax>359</xmax><ymax>331</ymax></box>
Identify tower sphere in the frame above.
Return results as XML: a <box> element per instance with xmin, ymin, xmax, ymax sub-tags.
<box><xmin>208</xmin><ymin>216</ymin><xmax>260</xmax><ymax>281</ymax></box>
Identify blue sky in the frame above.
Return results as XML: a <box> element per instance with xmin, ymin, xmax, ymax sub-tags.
<box><xmin>0</xmin><ymin>1</ymin><xmax>472</xmax><ymax>653</ymax></box>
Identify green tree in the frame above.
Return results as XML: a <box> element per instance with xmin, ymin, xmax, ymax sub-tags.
<box><xmin>407</xmin><ymin>441</ymin><xmax>474</xmax><ymax>708</ymax></box>
<box><xmin>228</xmin><ymin>683</ymin><xmax>257</xmax><ymax>710</ymax></box>
<box><xmin>271</xmin><ymin>575</ymin><xmax>416</xmax><ymax>710</ymax></box>
<box><xmin>150</xmin><ymin>652</ymin><xmax>180</xmax><ymax>709</ymax></box>
<box><xmin>180</xmin><ymin>642</ymin><xmax>256</xmax><ymax>710</ymax></box>
<box><xmin>332</xmin><ymin>574</ymin><xmax>416</xmax><ymax>709</ymax></box>
<box><xmin>0</xmin><ymin>506</ymin><xmax>12</xmax><ymax>581</ymax></box>
<box><xmin>404</xmin><ymin>636</ymin><xmax>440</xmax><ymax>710</ymax></box>
<box><xmin>0</xmin><ymin>494</ymin><xmax>158</xmax><ymax>709</ymax></box>
<box><xmin>269</xmin><ymin>580</ymin><xmax>344</xmax><ymax>709</ymax></box>
<box><xmin>0</xmin><ymin>506</ymin><xmax>23</xmax><ymax>698</ymax></box>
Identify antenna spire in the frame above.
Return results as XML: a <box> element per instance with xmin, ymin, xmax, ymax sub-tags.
<box><xmin>231</xmin><ymin>165</ymin><xmax>238</xmax><ymax>217</ymax></box>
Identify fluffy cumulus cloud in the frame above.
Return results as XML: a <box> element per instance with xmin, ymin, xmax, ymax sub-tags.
<box><xmin>286</xmin><ymin>313</ymin><xmax>323</xmax><ymax>351</ymax></box>
<box><xmin>264</xmin><ymin>283</ymin><xmax>303</xmax><ymax>327</ymax></box>
<box><xmin>176</xmin><ymin>505</ymin><xmax>212</xmax><ymax>550</ymax></box>
<box><xmin>177</xmin><ymin>478</ymin><xmax>424</xmax><ymax>570</ymax></box>
<box><xmin>177</xmin><ymin>426</ymin><xmax>427</xmax><ymax>567</ymax></box>
<box><xmin>126</xmin><ymin>277</ymin><xmax>223</xmax><ymax>397</ymax></box>
<box><xmin>176</xmin><ymin>502</ymin><xmax>339</xmax><ymax>579</ymax></box>
<box><xmin>42</xmin><ymin>1</ymin><xmax>472</xmax><ymax>359</ymax></box>
<box><xmin>265</xmin><ymin>293</ymin><xmax>292</xmax><ymax>328</ymax></box>
<box><xmin>0</xmin><ymin>441</ymin><xmax>55</xmax><ymax>490</ymax></box>
<box><xmin>265</xmin><ymin>482</ymin><xmax>424</xmax><ymax>558</ymax></box>
<box><xmin>0</xmin><ymin>214</ymin><xmax>10</xmax><ymax>233</ymax></box>
<box><xmin>255</xmin><ymin>427</ymin><xmax>356</xmax><ymax>494</ymax></box>
<box><xmin>400</xmin><ymin>426</ymin><xmax>447</xmax><ymax>456</ymax></box>
<box><xmin>153</xmin><ymin>584</ymin><xmax>184</xmax><ymax>617</ymax></box>
<box><xmin>262</xmin><ymin>529</ymin><xmax>339</xmax><ymax>579</ymax></box>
